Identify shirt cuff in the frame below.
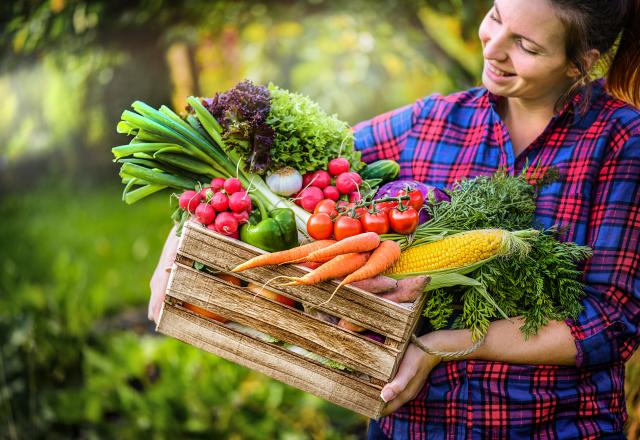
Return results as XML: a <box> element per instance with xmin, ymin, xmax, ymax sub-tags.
<box><xmin>565</xmin><ymin>287</ymin><xmax>629</xmax><ymax>369</ymax></box>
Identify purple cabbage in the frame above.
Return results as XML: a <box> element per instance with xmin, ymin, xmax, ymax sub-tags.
<box><xmin>375</xmin><ymin>179</ymin><xmax>450</xmax><ymax>223</ymax></box>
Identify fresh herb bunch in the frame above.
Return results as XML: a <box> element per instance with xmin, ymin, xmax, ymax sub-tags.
<box><xmin>202</xmin><ymin>80</ymin><xmax>275</xmax><ymax>174</ymax></box>
<box><xmin>267</xmin><ymin>83</ymin><xmax>361</xmax><ymax>175</ymax></box>
<box><xmin>386</xmin><ymin>168</ymin><xmax>592</xmax><ymax>340</ymax></box>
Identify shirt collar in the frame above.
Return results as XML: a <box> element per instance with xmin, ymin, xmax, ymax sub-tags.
<box><xmin>484</xmin><ymin>79</ymin><xmax>605</xmax><ymax>124</ymax></box>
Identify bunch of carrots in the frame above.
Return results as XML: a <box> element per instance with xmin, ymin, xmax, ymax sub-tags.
<box><xmin>232</xmin><ymin>232</ymin><xmax>401</xmax><ymax>296</ymax></box>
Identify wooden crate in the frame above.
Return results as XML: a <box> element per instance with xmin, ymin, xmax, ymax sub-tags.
<box><xmin>157</xmin><ymin>221</ymin><xmax>427</xmax><ymax>419</ymax></box>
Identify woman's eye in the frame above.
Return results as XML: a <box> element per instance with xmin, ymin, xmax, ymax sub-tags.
<box><xmin>489</xmin><ymin>13</ymin><xmax>500</xmax><ymax>23</ymax></box>
<box><xmin>518</xmin><ymin>40</ymin><xmax>538</xmax><ymax>55</ymax></box>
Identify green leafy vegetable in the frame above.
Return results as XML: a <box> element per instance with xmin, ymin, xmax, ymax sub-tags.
<box><xmin>267</xmin><ymin>83</ymin><xmax>362</xmax><ymax>175</ymax></box>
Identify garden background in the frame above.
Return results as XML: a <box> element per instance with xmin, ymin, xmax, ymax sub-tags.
<box><xmin>1</xmin><ymin>1</ymin><xmax>638</xmax><ymax>438</ymax></box>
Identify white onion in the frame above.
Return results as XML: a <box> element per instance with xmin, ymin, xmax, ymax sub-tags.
<box><xmin>265</xmin><ymin>167</ymin><xmax>303</xmax><ymax>196</ymax></box>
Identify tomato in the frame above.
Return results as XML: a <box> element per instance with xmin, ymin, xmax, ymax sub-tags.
<box><xmin>306</xmin><ymin>213</ymin><xmax>334</xmax><ymax>240</ymax></box>
<box><xmin>398</xmin><ymin>188</ymin><xmax>425</xmax><ymax>212</ymax></box>
<box><xmin>314</xmin><ymin>199</ymin><xmax>338</xmax><ymax>218</ymax></box>
<box><xmin>389</xmin><ymin>207</ymin><xmax>419</xmax><ymax>234</ymax></box>
<box><xmin>345</xmin><ymin>202</ymin><xmax>367</xmax><ymax>218</ymax></box>
<box><xmin>182</xmin><ymin>302</ymin><xmax>229</xmax><ymax>323</ymax></box>
<box><xmin>375</xmin><ymin>200</ymin><xmax>398</xmax><ymax>214</ymax></box>
<box><xmin>361</xmin><ymin>211</ymin><xmax>390</xmax><ymax>234</ymax></box>
<box><xmin>333</xmin><ymin>215</ymin><xmax>363</xmax><ymax>241</ymax></box>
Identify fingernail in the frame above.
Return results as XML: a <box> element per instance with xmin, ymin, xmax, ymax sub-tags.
<box><xmin>380</xmin><ymin>388</ymin><xmax>395</xmax><ymax>402</ymax></box>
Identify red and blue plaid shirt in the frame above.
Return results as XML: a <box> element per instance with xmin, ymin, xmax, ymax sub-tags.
<box><xmin>354</xmin><ymin>80</ymin><xmax>640</xmax><ymax>439</ymax></box>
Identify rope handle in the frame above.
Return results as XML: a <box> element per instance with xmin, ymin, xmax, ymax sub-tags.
<box><xmin>410</xmin><ymin>334</ymin><xmax>485</xmax><ymax>360</ymax></box>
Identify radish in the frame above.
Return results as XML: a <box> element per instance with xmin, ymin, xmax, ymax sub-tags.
<box><xmin>199</xmin><ymin>186</ymin><xmax>215</xmax><ymax>201</ymax></box>
<box><xmin>228</xmin><ymin>191</ymin><xmax>252</xmax><ymax>213</ymax></box>
<box><xmin>335</xmin><ymin>172</ymin><xmax>360</xmax><ymax>194</ymax></box>
<box><xmin>349</xmin><ymin>191</ymin><xmax>362</xmax><ymax>202</ymax></box>
<box><xmin>328</xmin><ymin>157</ymin><xmax>350</xmax><ymax>176</ymax></box>
<box><xmin>195</xmin><ymin>203</ymin><xmax>216</xmax><ymax>225</ymax></box>
<box><xmin>210</xmin><ymin>191</ymin><xmax>229</xmax><ymax>212</ymax></box>
<box><xmin>302</xmin><ymin>172</ymin><xmax>315</xmax><ymax>188</ymax></box>
<box><xmin>224</xmin><ymin>177</ymin><xmax>243</xmax><ymax>194</ymax></box>
<box><xmin>232</xmin><ymin>210</ymin><xmax>249</xmax><ymax>225</ymax></box>
<box><xmin>310</xmin><ymin>170</ymin><xmax>331</xmax><ymax>189</ymax></box>
<box><xmin>299</xmin><ymin>186</ymin><xmax>324</xmax><ymax>212</ymax></box>
<box><xmin>179</xmin><ymin>190</ymin><xmax>202</xmax><ymax>213</ymax></box>
<box><xmin>323</xmin><ymin>185</ymin><xmax>340</xmax><ymax>201</ymax></box>
<box><xmin>210</xmin><ymin>177</ymin><xmax>225</xmax><ymax>191</ymax></box>
<box><xmin>214</xmin><ymin>211</ymin><xmax>239</xmax><ymax>235</ymax></box>
<box><xmin>207</xmin><ymin>223</ymin><xmax>239</xmax><ymax>239</ymax></box>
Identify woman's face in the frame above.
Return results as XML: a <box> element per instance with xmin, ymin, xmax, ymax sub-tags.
<box><xmin>478</xmin><ymin>0</ymin><xmax>578</xmax><ymax>105</ymax></box>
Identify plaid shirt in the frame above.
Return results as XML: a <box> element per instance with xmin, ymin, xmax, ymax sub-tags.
<box><xmin>354</xmin><ymin>80</ymin><xmax>640</xmax><ymax>439</ymax></box>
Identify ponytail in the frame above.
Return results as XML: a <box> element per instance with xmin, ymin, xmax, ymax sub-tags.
<box><xmin>607</xmin><ymin>0</ymin><xmax>640</xmax><ymax>107</ymax></box>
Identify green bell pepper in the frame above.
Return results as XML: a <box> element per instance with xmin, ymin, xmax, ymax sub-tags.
<box><xmin>240</xmin><ymin>197</ymin><xmax>298</xmax><ymax>252</ymax></box>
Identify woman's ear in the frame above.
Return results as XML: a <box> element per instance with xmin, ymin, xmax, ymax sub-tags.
<box><xmin>567</xmin><ymin>48</ymin><xmax>600</xmax><ymax>80</ymax></box>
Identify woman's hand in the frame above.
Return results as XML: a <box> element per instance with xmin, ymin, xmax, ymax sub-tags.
<box><xmin>380</xmin><ymin>339</ymin><xmax>441</xmax><ymax>417</ymax></box>
<box><xmin>148</xmin><ymin>226</ymin><xmax>180</xmax><ymax>324</ymax></box>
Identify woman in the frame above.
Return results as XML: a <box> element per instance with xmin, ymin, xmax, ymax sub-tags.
<box><xmin>360</xmin><ymin>0</ymin><xmax>640</xmax><ymax>438</ymax></box>
<box><xmin>149</xmin><ymin>0</ymin><xmax>640</xmax><ymax>438</ymax></box>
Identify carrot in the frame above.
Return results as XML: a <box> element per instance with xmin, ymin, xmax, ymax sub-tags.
<box><xmin>337</xmin><ymin>318</ymin><xmax>366</xmax><ymax>333</ymax></box>
<box><xmin>280</xmin><ymin>252</ymin><xmax>369</xmax><ymax>286</ymax></box>
<box><xmin>231</xmin><ymin>240</ymin><xmax>336</xmax><ymax>272</ymax></box>
<box><xmin>287</xmin><ymin>232</ymin><xmax>380</xmax><ymax>264</ymax></box>
<box><xmin>332</xmin><ymin>240</ymin><xmax>402</xmax><ymax>294</ymax></box>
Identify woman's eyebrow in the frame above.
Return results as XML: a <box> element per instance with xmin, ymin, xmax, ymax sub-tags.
<box><xmin>494</xmin><ymin>1</ymin><xmax>546</xmax><ymax>50</ymax></box>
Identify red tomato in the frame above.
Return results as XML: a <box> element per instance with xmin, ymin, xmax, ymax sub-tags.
<box><xmin>398</xmin><ymin>189</ymin><xmax>425</xmax><ymax>212</ymax></box>
<box><xmin>306</xmin><ymin>213</ymin><xmax>334</xmax><ymax>240</ymax></box>
<box><xmin>389</xmin><ymin>207</ymin><xmax>419</xmax><ymax>234</ymax></box>
<box><xmin>375</xmin><ymin>200</ymin><xmax>398</xmax><ymax>214</ymax></box>
<box><xmin>361</xmin><ymin>211</ymin><xmax>390</xmax><ymax>234</ymax></box>
<box><xmin>314</xmin><ymin>199</ymin><xmax>338</xmax><ymax>218</ymax></box>
<box><xmin>333</xmin><ymin>215</ymin><xmax>363</xmax><ymax>241</ymax></box>
<box><xmin>345</xmin><ymin>203</ymin><xmax>367</xmax><ymax>218</ymax></box>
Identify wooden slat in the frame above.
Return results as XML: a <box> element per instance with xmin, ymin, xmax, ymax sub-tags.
<box><xmin>178</xmin><ymin>222</ymin><xmax>418</xmax><ymax>339</ymax></box>
<box><xmin>168</xmin><ymin>264</ymin><xmax>398</xmax><ymax>380</ymax></box>
<box><xmin>157</xmin><ymin>304</ymin><xmax>386</xmax><ymax>419</ymax></box>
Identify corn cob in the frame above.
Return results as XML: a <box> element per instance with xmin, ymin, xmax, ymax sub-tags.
<box><xmin>386</xmin><ymin>229</ymin><xmax>521</xmax><ymax>275</ymax></box>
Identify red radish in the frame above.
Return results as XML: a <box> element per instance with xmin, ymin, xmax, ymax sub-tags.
<box><xmin>302</xmin><ymin>172</ymin><xmax>315</xmax><ymax>188</ymax></box>
<box><xmin>224</xmin><ymin>177</ymin><xmax>243</xmax><ymax>194</ymax></box>
<box><xmin>232</xmin><ymin>210</ymin><xmax>249</xmax><ymax>225</ymax></box>
<box><xmin>210</xmin><ymin>192</ymin><xmax>229</xmax><ymax>212</ymax></box>
<box><xmin>214</xmin><ymin>212</ymin><xmax>239</xmax><ymax>235</ymax></box>
<box><xmin>228</xmin><ymin>191</ymin><xmax>251</xmax><ymax>212</ymax></box>
<box><xmin>310</xmin><ymin>170</ymin><xmax>331</xmax><ymax>189</ymax></box>
<box><xmin>323</xmin><ymin>185</ymin><xmax>340</xmax><ymax>201</ymax></box>
<box><xmin>336</xmin><ymin>200</ymin><xmax>349</xmax><ymax>210</ymax></box>
<box><xmin>179</xmin><ymin>190</ymin><xmax>203</xmax><ymax>213</ymax></box>
<box><xmin>328</xmin><ymin>157</ymin><xmax>350</xmax><ymax>176</ymax></box>
<box><xmin>299</xmin><ymin>186</ymin><xmax>324</xmax><ymax>212</ymax></box>
<box><xmin>336</xmin><ymin>172</ymin><xmax>360</xmax><ymax>194</ymax></box>
<box><xmin>207</xmin><ymin>224</ymin><xmax>240</xmax><ymax>239</ymax></box>
<box><xmin>210</xmin><ymin>177</ymin><xmax>225</xmax><ymax>191</ymax></box>
<box><xmin>349</xmin><ymin>191</ymin><xmax>362</xmax><ymax>202</ymax></box>
<box><xmin>195</xmin><ymin>203</ymin><xmax>216</xmax><ymax>225</ymax></box>
<box><xmin>347</xmin><ymin>172</ymin><xmax>362</xmax><ymax>186</ymax></box>
<box><xmin>199</xmin><ymin>186</ymin><xmax>215</xmax><ymax>201</ymax></box>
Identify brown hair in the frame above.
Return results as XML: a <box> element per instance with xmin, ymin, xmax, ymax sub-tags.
<box><xmin>550</xmin><ymin>0</ymin><xmax>640</xmax><ymax>112</ymax></box>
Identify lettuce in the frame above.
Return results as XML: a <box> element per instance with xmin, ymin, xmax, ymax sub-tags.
<box><xmin>266</xmin><ymin>83</ymin><xmax>361</xmax><ymax>175</ymax></box>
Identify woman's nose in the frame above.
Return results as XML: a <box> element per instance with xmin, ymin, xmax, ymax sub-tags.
<box><xmin>483</xmin><ymin>32</ymin><xmax>509</xmax><ymax>62</ymax></box>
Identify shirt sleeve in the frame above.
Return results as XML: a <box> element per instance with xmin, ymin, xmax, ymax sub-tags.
<box><xmin>352</xmin><ymin>98</ymin><xmax>426</xmax><ymax>163</ymax></box>
<box><xmin>566</xmin><ymin>131</ymin><xmax>640</xmax><ymax>369</ymax></box>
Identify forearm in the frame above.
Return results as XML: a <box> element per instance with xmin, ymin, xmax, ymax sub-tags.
<box><xmin>422</xmin><ymin>318</ymin><xmax>578</xmax><ymax>366</ymax></box>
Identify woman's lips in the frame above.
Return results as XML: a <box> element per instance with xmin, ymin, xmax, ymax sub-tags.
<box><xmin>485</xmin><ymin>62</ymin><xmax>516</xmax><ymax>82</ymax></box>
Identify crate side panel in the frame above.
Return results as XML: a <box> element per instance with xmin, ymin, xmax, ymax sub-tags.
<box><xmin>168</xmin><ymin>264</ymin><xmax>398</xmax><ymax>380</ymax></box>
<box><xmin>178</xmin><ymin>222</ymin><xmax>415</xmax><ymax>339</ymax></box>
<box><xmin>157</xmin><ymin>304</ymin><xmax>386</xmax><ymax>419</ymax></box>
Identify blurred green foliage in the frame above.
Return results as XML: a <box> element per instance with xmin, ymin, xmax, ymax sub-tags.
<box><xmin>1</xmin><ymin>0</ymin><xmax>639</xmax><ymax>438</ymax></box>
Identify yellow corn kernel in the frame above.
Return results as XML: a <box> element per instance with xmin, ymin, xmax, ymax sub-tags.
<box><xmin>386</xmin><ymin>229</ymin><xmax>505</xmax><ymax>275</ymax></box>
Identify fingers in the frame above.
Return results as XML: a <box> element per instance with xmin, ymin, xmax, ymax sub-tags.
<box><xmin>380</xmin><ymin>362</ymin><xmax>416</xmax><ymax>403</ymax></box>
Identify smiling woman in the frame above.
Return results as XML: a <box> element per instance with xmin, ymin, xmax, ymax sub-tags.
<box><xmin>346</xmin><ymin>0</ymin><xmax>640</xmax><ymax>438</ymax></box>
